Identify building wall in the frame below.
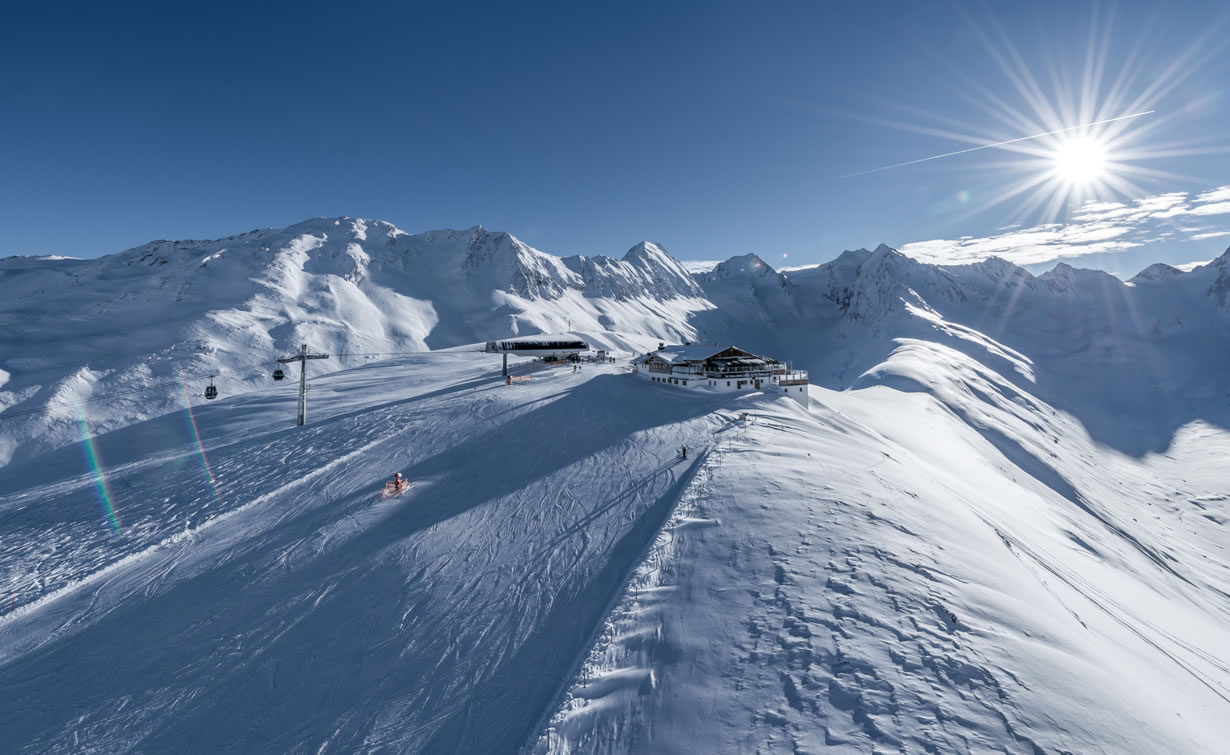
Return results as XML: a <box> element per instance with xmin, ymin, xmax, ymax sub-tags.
<box><xmin>634</xmin><ymin>362</ymin><xmax>788</xmax><ymax>393</ymax></box>
<box><xmin>633</xmin><ymin>362</ymin><xmax>810</xmax><ymax>406</ymax></box>
<box><xmin>778</xmin><ymin>383</ymin><xmax>809</xmax><ymax>404</ymax></box>
<box><xmin>634</xmin><ymin>362</ymin><xmax>707</xmax><ymax>390</ymax></box>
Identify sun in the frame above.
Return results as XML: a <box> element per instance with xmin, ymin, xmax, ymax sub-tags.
<box><xmin>1051</xmin><ymin>136</ymin><xmax>1109</xmax><ymax>185</ymax></box>
<box><xmin>842</xmin><ymin>4</ymin><xmax>1229</xmax><ymax>226</ymax></box>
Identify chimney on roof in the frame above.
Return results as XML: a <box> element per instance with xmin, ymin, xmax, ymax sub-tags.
<box><xmin>658</xmin><ymin>342</ymin><xmax>665</xmax><ymax>351</ymax></box>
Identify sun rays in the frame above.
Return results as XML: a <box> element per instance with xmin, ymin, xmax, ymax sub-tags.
<box><xmin>846</xmin><ymin>5</ymin><xmax>1229</xmax><ymax>230</ymax></box>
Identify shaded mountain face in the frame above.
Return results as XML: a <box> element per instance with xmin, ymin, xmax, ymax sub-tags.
<box><xmin>3</xmin><ymin>216</ymin><xmax>1229</xmax><ymax>464</ymax></box>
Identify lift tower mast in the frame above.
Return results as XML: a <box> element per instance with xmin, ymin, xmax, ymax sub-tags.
<box><xmin>277</xmin><ymin>343</ymin><xmax>329</xmax><ymax>426</ymax></box>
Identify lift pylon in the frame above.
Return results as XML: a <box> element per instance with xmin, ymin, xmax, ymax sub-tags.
<box><xmin>277</xmin><ymin>343</ymin><xmax>329</xmax><ymax>426</ymax></box>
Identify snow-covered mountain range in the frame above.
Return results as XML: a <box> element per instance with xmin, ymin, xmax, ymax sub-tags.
<box><xmin>2</xmin><ymin>218</ymin><xmax>1229</xmax><ymax>753</ymax></box>
<box><xmin>0</xmin><ymin>219</ymin><xmax>713</xmax><ymax>465</ymax></box>
<box><xmin>3</xmin><ymin>217</ymin><xmax>1229</xmax><ymax>465</ymax></box>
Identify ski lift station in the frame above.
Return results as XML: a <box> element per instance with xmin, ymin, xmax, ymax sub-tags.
<box><xmin>631</xmin><ymin>344</ymin><xmax>809</xmax><ymax>403</ymax></box>
<box><xmin>485</xmin><ymin>336</ymin><xmax>589</xmax><ymax>375</ymax></box>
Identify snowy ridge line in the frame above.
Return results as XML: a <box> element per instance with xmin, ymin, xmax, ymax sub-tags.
<box><xmin>0</xmin><ymin>431</ymin><xmax>392</xmax><ymax>638</ymax></box>
<box><xmin>529</xmin><ymin>445</ymin><xmax>720</xmax><ymax>754</ymax></box>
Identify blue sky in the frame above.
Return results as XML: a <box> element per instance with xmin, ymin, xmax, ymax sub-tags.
<box><xmin>2</xmin><ymin>1</ymin><xmax>1227</xmax><ymax>272</ymax></box>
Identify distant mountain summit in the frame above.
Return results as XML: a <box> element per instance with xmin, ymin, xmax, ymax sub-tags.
<box><xmin>695</xmin><ymin>253</ymin><xmax>777</xmax><ymax>282</ymax></box>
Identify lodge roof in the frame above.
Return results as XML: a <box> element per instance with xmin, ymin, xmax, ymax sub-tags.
<box><xmin>486</xmin><ymin>337</ymin><xmax>588</xmax><ymax>352</ymax></box>
<box><xmin>631</xmin><ymin>344</ymin><xmax>758</xmax><ymax>365</ymax></box>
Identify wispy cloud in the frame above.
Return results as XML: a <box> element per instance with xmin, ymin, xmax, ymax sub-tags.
<box><xmin>1196</xmin><ymin>187</ymin><xmax>1230</xmax><ymax>204</ymax></box>
<box><xmin>900</xmin><ymin>184</ymin><xmax>1230</xmax><ymax>266</ymax></box>
<box><xmin>1189</xmin><ymin>202</ymin><xmax>1230</xmax><ymax>216</ymax></box>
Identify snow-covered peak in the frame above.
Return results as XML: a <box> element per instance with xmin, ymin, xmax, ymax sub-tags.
<box><xmin>621</xmin><ymin>240</ymin><xmax>671</xmax><ymax>264</ymax></box>
<box><xmin>697</xmin><ymin>253</ymin><xmax>778</xmax><ymax>282</ymax></box>
<box><xmin>833</xmin><ymin>248</ymin><xmax>873</xmax><ymax>265</ymax></box>
<box><xmin>1040</xmin><ymin>261</ymin><xmax>1075</xmax><ymax>278</ymax></box>
<box><xmin>1130</xmin><ymin>262</ymin><xmax>1183</xmax><ymax>283</ymax></box>
<box><xmin>1039</xmin><ymin>261</ymin><xmax>1125</xmax><ymax>293</ymax></box>
<box><xmin>614</xmin><ymin>241</ymin><xmax>704</xmax><ymax>299</ymax></box>
<box><xmin>856</xmin><ymin>243</ymin><xmax>904</xmax><ymax>271</ymax></box>
<box><xmin>938</xmin><ymin>257</ymin><xmax>1038</xmax><ymax>300</ymax></box>
<box><xmin>958</xmin><ymin>255</ymin><xmax>1030</xmax><ymax>279</ymax></box>
<box><xmin>1206</xmin><ymin>248</ymin><xmax>1230</xmax><ymax>306</ymax></box>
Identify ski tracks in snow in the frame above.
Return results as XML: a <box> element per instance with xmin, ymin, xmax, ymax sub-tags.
<box><xmin>533</xmin><ymin>445</ymin><xmax>721</xmax><ymax>754</ymax></box>
<box><xmin>0</xmin><ymin>424</ymin><xmax>403</xmax><ymax>659</ymax></box>
<box><xmin>0</xmin><ymin>357</ymin><xmax>740</xmax><ymax>753</ymax></box>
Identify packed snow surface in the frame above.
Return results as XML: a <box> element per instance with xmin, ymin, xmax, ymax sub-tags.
<box><xmin>3</xmin><ymin>218</ymin><xmax>1230</xmax><ymax>752</ymax></box>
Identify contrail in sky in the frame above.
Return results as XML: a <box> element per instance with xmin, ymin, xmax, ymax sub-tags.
<box><xmin>840</xmin><ymin>110</ymin><xmax>1155</xmax><ymax>178</ymax></box>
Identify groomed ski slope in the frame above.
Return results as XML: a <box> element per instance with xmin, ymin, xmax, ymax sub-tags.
<box><xmin>0</xmin><ymin>349</ymin><xmax>723</xmax><ymax>752</ymax></box>
<box><xmin>2</xmin><ymin>343</ymin><xmax>1228</xmax><ymax>753</ymax></box>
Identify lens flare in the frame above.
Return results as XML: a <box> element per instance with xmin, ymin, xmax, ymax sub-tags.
<box><xmin>77</xmin><ymin>404</ymin><xmax>122</xmax><ymax>533</ymax></box>
<box><xmin>180</xmin><ymin>376</ymin><xmax>222</xmax><ymax>505</ymax></box>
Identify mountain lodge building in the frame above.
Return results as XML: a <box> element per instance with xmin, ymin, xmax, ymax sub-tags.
<box><xmin>631</xmin><ymin>344</ymin><xmax>809</xmax><ymax>403</ymax></box>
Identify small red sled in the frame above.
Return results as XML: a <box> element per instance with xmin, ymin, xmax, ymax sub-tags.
<box><xmin>382</xmin><ymin>479</ymin><xmax>412</xmax><ymax>498</ymax></box>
